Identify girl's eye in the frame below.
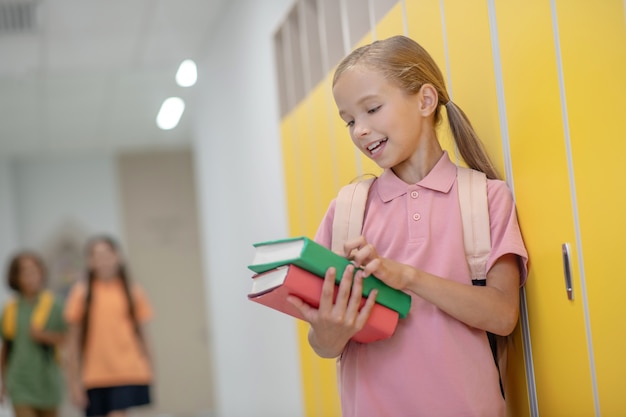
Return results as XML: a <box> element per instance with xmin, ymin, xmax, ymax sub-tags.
<box><xmin>368</xmin><ymin>105</ymin><xmax>382</xmax><ymax>114</ymax></box>
<box><xmin>345</xmin><ymin>120</ymin><xmax>354</xmax><ymax>128</ymax></box>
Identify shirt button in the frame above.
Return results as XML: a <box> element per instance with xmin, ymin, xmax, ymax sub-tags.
<box><xmin>410</xmin><ymin>191</ymin><xmax>419</xmax><ymax>199</ymax></box>
<box><xmin>412</xmin><ymin>213</ymin><xmax>421</xmax><ymax>221</ymax></box>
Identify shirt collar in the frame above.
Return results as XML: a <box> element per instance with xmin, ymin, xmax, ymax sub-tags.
<box><xmin>376</xmin><ymin>151</ymin><xmax>458</xmax><ymax>202</ymax></box>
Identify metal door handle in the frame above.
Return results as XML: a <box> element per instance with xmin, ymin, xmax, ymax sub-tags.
<box><xmin>562</xmin><ymin>243</ymin><xmax>574</xmax><ymax>300</ymax></box>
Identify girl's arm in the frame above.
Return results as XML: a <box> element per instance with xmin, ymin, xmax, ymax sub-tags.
<box><xmin>31</xmin><ymin>300</ymin><xmax>69</xmax><ymax>346</ymax></box>
<box><xmin>138</xmin><ymin>323</ymin><xmax>154</xmax><ymax>368</ymax></box>
<box><xmin>0</xmin><ymin>342</ymin><xmax>8</xmax><ymax>403</ymax></box>
<box><xmin>65</xmin><ymin>323</ymin><xmax>87</xmax><ymax>408</ymax></box>
<box><xmin>30</xmin><ymin>328</ymin><xmax>66</xmax><ymax>346</ymax></box>
<box><xmin>288</xmin><ymin>264</ymin><xmax>378</xmax><ymax>358</ymax></box>
<box><xmin>402</xmin><ymin>254</ymin><xmax>518</xmax><ymax>335</ymax></box>
<box><xmin>347</xmin><ymin>237</ymin><xmax>520</xmax><ymax>336</ymax></box>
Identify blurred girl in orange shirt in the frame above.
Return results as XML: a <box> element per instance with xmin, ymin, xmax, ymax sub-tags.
<box><xmin>64</xmin><ymin>236</ymin><xmax>154</xmax><ymax>417</ymax></box>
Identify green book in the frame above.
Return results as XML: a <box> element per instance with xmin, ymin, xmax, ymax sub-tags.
<box><xmin>248</xmin><ymin>236</ymin><xmax>411</xmax><ymax>318</ymax></box>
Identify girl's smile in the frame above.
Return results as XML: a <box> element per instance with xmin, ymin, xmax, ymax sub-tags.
<box><xmin>366</xmin><ymin>137</ymin><xmax>388</xmax><ymax>157</ymax></box>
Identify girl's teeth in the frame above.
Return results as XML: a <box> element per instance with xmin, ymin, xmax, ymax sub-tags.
<box><xmin>368</xmin><ymin>138</ymin><xmax>387</xmax><ymax>151</ymax></box>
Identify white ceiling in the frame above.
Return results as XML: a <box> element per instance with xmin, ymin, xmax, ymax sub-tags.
<box><xmin>0</xmin><ymin>0</ymin><xmax>227</xmax><ymax>156</ymax></box>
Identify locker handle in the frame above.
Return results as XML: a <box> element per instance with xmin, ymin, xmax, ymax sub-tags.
<box><xmin>562</xmin><ymin>243</ymin><xmax>574</xmax><ymax>300</ymax></box>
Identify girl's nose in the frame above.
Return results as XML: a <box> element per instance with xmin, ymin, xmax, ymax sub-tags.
<box><xmin>354</xmin><ymin>121</ymin><xmax>371</xmax><ymax>137</ymax></box>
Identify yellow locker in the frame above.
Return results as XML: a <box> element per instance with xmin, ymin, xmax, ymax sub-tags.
<box><xmin>556</xmin><ymin>1</ymin><xmax>626</xmax><ymax>414</ymax></box>
<box><xmin>309</xmin><ymin>78</ymin><xmax>341</xmax><ymax>216</ymax></box>
<box><xmin>281</xmin><ymin>110</ymin><xmax>306</xmax><ymax>237</ymax></box>
<box><xmin>405</xmin><ymin>0</ymin><xmax>458</xmax><ymax>158</ymax></box>
<box><xmin>495</xmin><ymin>1</ymin><xmax>596</xmax><ymax>415</ymax></box>
<box><xmin>442</xmin><ymin>0</ymin><xmax>505</xmax><ymax>178</ymax></box>
<box><xmin>293</xmin><ymin>91</ymin><xmax>343</xmax><ymax>417</ymax></box>
<box><xmin>498</xmin><ymin>0</ymin><xmax>626</xmax><ymax>415</ymax></box>
<box><xmin>294</xmin><ymin>98</ymin><xmax>323</xmax><ymax>237</ymax></box>
<box><xmin>375</xmin><ymin>1</ymin><xmax>405</xmax><ymax>40</ymax></box>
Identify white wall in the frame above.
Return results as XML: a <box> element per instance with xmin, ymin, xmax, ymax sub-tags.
<box><xmin>117</xmin><ymin>150</ymin><xmax>215</xmax><ymax>416</ymax></box>
<box><xmin>0</xmin><ymin>157</ymin><xmax>18</xmax><ymax>305</ymax></box>
<box><xmin>0</xmin><ymin>153</ymin><xmax>123</xmax><ymax>417</ymax></box>
<box><xmin>12</xmin><ymin>152</ymin><xmax>122</xmax><ymax>250</ymax></box>
<box><xmin>192</xmin><ymin>0</ymin><xmax>304</xmax><ymax>417</ymax></box>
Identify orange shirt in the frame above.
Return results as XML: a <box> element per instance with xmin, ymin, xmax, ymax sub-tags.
<box><xmin>64</xmin><ymin>278</ymin><xmax>153</xmax><ymax>388</ymax></box>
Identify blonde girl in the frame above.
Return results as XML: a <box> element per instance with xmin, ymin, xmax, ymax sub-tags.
<box><xmin>288</xmin><ymin>36</ymin><xmax>528</xmax><ymax>416</ymax></box>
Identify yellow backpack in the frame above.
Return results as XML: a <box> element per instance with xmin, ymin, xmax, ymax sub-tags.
<box><xmin>2</xmin><ymin>290</ymin><xmax>59</xmax><ymax>361</ymax></box>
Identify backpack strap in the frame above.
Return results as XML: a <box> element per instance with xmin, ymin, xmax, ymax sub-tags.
<box><xmin>457</xmin><ymin>167</ymin><xmax>506</xmax><ymax>397</ymax></box>
<box><xmin>32</xmin><ymin>290</ymin><xmax>55</xmax><ymax>331</ymax></box>
<box><xmin>331</xmin><ymin>177</ymin><xmax>376</xmax><ymax>256</ymax></box>
<box><xmin>2</xmin><ymin>291</ymin><xmax>55</xmax><ymax>338</ymax></box>
<box><xmin>2</xmin><ymin>290</ymin><xmax>59</xmax><ymax>362</ymax></box>
<box><xmin>2</xmin><ymin>298</ymin><xmax>18</xmax><ymax>340</ymax></box>
<box><xmin>456</xmin><ymin>166</ymin><xmax>491</xmax><ymax>283</ymax></box>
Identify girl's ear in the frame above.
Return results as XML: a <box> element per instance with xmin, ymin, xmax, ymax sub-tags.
<box><xmin>418</xmin><ymin>84</ymin><xmax>438</xmax><ymax>117</ymax></box>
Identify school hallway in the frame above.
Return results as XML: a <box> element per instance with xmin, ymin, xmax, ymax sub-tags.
<box><xmin>1</xmin><ymin>1</ymin><xmax>625</xmax><ymax>417</ymax></box>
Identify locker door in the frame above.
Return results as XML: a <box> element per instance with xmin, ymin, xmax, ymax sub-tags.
<box><xmin>374</xmin><ymin>1</ymin><xmax>405</xmax><ymax>42</ymax></box>
<box><xmin>309</xmin><ymin>78</ymin><xmax>342</xmax><ymax>213</ymax></box>
<box><xmin>442</xmin><ymin>0</ymin><xmax>506</xmax><ymax>177</ymax></box>
<box><xmin>496</xmin><ymin>0</ymin><xmax>596</xmax><ymax>415</ymax></box>
<box><xmin>405</xmin><ymin>0</ymin><xmax>459</xmax><ymax>158</ymax></box>
<box><xmin>281</xmin><ymin>110</ymin><xmax>307</xmax><ymax>237</ymax></box>
<box><xmin>442</xmin><ymin>1</ymin><xmax>532</xmax><ymax>413</ymax></box>
<box><xmin>295</xmin><ymin>89</ymin><xmax>343</xmax><ymax>417</ymax></box>
<box><xmin>556</xmin><ymin>1</ymin><xmax>626</xmax><ymax>414</ymax></box>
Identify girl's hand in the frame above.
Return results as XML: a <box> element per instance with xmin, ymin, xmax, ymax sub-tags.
<box><xmin>30</xmin><ymin>328</ymin><xmax>65</xmax><ymax>346</ymax></box>
<box><xmin>344</xmin><ymin>236</ymin><xmax>409</xmax><ymax>290</ymax></box>
<box><xmin>287</xmin><ymin>264</ymin><xmax>378</xmax><ymax>358</ymax></box>
<box><xmin>30</xmin><ymin>327</ymin><xmax>47</xmax><ymax>344</ymax></box>
<box><xmin>70</xmin><ymin>382</ymin><xmax>88</xmax><ymax>409</ymax></box>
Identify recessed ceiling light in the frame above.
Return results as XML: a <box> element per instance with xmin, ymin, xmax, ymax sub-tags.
<box><xmin>176</xmin><ymin>59</ymin><xmax>197</xmax><ymax>87</ymax></box>
<box><xmin>156</xmin><ymin>97</ymin><xmax>185</xmax><ymax>130</ymax></box>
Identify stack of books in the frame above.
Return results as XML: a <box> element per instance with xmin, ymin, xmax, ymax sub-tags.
<box><xmin>247</xmin><ymin>236</ymin><xmax>411</xmax><ymax>343</ymax></box>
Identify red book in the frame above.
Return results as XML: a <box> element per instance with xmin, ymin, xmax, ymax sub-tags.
<box><xmin>248</xmin><ymin>264</ymin><xmax>399</xmax><ymax>343</ymax></box>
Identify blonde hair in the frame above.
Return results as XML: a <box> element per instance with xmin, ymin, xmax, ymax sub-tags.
<box><xmin>333</xmin><ymin>35</ymin><xmax>500</xmax><ymax>180</ymax></box>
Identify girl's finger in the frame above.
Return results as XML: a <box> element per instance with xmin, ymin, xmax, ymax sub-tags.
<box><xmin>344</xmin><ymin>270</ymin><xmax>365</xmax><ymax>319</ymax></box>
<box><xmin>362</xmin><ymin>257</ymin><xmax>382</xmax><ymax>278</ymax></box>
<box><xmin>334</xmin><ymin>264</ymin><xmax>355</xmax><ymax>310</ymax></box>
<box><xmin>318</xmin><ymin>267</ymin><xmax>338</xmax><ymax>312</ymax></box>
<box><xmin>343</xmin><ymin>236</ymin><xmax>366</xmax><ymax>260</ymax></box>
<box><xmin>352</xmin><ymin>243</ymin><xmax>376</xmax><ymax>268</ymax></box>
<box><xmin>287</xmin><ymin>295</ymin><xmax>315</xmax><ymax>321</ymax></box>
<box><xmin>354</xmin><ymin>289</ymin><xmax>378</xmax><ymax>329</ymax></box>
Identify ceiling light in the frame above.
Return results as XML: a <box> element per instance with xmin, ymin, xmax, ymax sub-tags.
<box><xmin>156</xmin><ymin>97</ymin><xmax>185</xmax><ymax>130</ymax></box>
<box><xmin>176</xmin><ymin>59</ymin><xmax>197</xmax><ymax>87</ymax></box>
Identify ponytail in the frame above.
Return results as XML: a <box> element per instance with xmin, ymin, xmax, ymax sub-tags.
<box><xmin>445</xmin><ymin>101</ymin><xmax>500</xmax><ymax>180</ymax></box>
<box><xmin>80</xmin><ymin>271</ymin><xmax>94</xmax><ymax>355</ymax></box>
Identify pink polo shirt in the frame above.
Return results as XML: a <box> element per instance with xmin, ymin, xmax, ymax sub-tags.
<box><xmin>315</xmin><ymin>152</ymin><xmax>528</xmax><ymax>417</ymax></box>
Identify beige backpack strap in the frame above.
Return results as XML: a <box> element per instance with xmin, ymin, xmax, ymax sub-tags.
<box><xmin>331</xmin><ymin>177</ymin><xmax>376</xmax><ymax>256</ymax></box>
<box><xmin>457</xmin><ymin>166</ymin><xmax>491</xmax><ymax>282</ymax></box>
<box><xmin>458</xmin><ymin>167</ymin><xmax>508</xmax><ymax>397</ymax></box>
